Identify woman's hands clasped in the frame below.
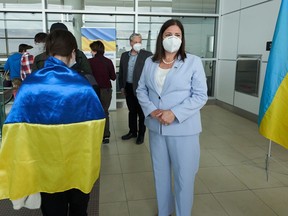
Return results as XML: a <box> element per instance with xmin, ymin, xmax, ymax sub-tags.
<box><xmin>151</xmin><ymin>109</ymin><xmax>175</xmax><ymax>126</ymax></box>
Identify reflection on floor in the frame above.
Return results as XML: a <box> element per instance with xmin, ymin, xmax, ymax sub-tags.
<box><xmin>1</xmin><ymin>104</ymin><xmax>288</xmax><ymax>216</ymax></box>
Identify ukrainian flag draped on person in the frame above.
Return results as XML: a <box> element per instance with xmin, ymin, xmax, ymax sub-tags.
<box><xmin>0</xmin><ymin>56</ymin><xmax>105</xmax><ymax>200</ymax></box>
<box><xmin>258</xmin><ymin>0</ymin><xmax>288</xmax><ymax>149</ymax></box>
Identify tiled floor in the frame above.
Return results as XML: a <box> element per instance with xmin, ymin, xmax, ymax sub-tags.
<box><xmin>100</xmin><ymin>104</ymin><xmax>288</xmax><ymax>216</ymax></box>
<box><xmin>1</xmin><ymin>104</ymin><xmax>288</xmax><ymax>216</ymax></box>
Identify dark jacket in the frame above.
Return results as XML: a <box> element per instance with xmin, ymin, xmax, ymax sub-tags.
<box><xmin>118</xmin><ymin>49</ymin><xmax>152</xmax><ymax>95</ymax></box>
<box><xmin>32</xmin><ymin>49</ymin><xmax>100</xmax><ymax>96</ymax></box>
<box><xmin>88</xmin><ymin>54</ymin><xmax>116</xmax><ymax>89</ymax></box>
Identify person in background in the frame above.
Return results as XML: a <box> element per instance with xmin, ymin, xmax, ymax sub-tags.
<box><xmin>0</xmin><ymin>29</ymin><xmax>105</xmax><ymax>216</ymax></box>
<box><xmin>136</xmin><ymin>19</ymin><xmax>208</xmax><ymax>216</ymax></box>
<box><xmin>89</xmin><ymin>40</ymin><xmax>116</xmax><ymax>144</ymax></box>
<box><xmin>31</xmin><ymin>22</ymin><xmax>100</xmax><ymax>97</ymax></box>
<box><xmin>4</xmin><ymin>43</ymin><xmax>33</xmax><ymax>97</ymax></box>
<box><xmin>118</xmin><ymin>33</ymin><xmax>152</xmax><ymax>144</ymax></box>
<box><xmin>29</xmin><ymin>32</ymin><xmax>48</xmax><ymax>57</ymax></box>
<box><xmin>20</xmin><ymin>46</ymin><xmax>34</xmax><ymax>81</ymax></box>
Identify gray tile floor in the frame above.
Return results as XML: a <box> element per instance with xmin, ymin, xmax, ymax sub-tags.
<box><xmin>1</xmin><ymin>104</ymin><xmax>288</xmax><ymax>216</ymax></box>
<box><xmin>100</xmin><ymin>104</ymin><xmax>288</xmax><ymax>216</ymax></box>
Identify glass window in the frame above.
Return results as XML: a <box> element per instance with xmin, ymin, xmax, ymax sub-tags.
<box><xmin>47</xmin><ymin>13</ymin><xmax>134</xmax><ymax>57</ymax></box>
<box><xmin>0</xmin><ymin>0</ymin><xmax>42</xmax><ymax>9</ymax></box>
<box><xmin>83</xmin><ymin>14</ymin><xmax>134</xmax><ymax>57</ymax></box>
<box><xmin>138</xmin><ymin>16</ymin><xmax>216</xmax><ymax>58</ymax></box>
<box><xmin>84</xmin><ymin>0</ymin><xmax>134</xmax><ymax>12</ymax></box>
<box><xmin>47</xmin><ymin>0</ymin><xmax>82</xmax><ymax>10</ymax></box>
<box><xmin>0</xmin><ymin>13</ymin><xmax>43</xmax><ymax>56</ymax></box>
<box><xmin>138</xmin><ymin>0</ymin><xmax>218</xmax><ymax>14</ymax></box>
<box><xmin>0</xmin><ymin>39</ymin><xmax>7</xmax><ymax>57</ymax></box>
<box><xmin>47</xmin><ymin>0</ymin><xmax>134</xmax><ymax>12</ymax></box>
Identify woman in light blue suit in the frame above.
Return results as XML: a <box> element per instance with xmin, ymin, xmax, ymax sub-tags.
<box><xmin>136</xmin><ymin>19</ymin><xmax>208</xmax><ymax>216</ymax></box>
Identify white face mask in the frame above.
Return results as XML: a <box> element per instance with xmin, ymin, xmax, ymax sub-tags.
<box><xmin>162</xmin><ymin>36</ymin><xmax>182</xmax><ymax>53</ymax></box>
<box><xmin>68</xmin><ymin>51</ymin><xmax>76</xmax><ymax>68</ymax></box>
<box><xmin>34</xmin><ymin>43</ymin><xmax>45</xmax><ymax>55</ymax></box>
<box><xmin>133</xmin><ymin>43</ymin><xmax>142</xmax><ymax>52</ymax></box>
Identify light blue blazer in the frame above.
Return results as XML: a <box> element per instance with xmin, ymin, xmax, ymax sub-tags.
<box><xmin>136</xmin><ymin>53</ymin><xmax>208</xmax><ymax>136</ymax></box>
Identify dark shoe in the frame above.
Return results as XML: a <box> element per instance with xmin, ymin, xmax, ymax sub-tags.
<box><xmin>136</xmin><ymin>135</ymin><xmax>144</xmax><ymax>144</ymax></box>
<box><xmin>103</xmin><ymin>138</ymin><xmax>109</xmax><ymax>144</ymax></box>
<box><xmin>121</xmin><ymin>132</ymin><xmax>137</xmax><ymax>140</ymax></box>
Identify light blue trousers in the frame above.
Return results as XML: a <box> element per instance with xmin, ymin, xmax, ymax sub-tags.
<box><xmin>149</xmin><ymin>131</ymin><xmax>200</xmax><ymax>216</ymax></box>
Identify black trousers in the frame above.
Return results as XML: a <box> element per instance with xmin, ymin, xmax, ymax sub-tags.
<box><xmin>99</xmin><ymin>88</ymin><xmax>112</xmax><ymax>138</ymax></box>
<box><xmin>125</xmin><ymin>83</ymin><xmax>146</xmax><ymax>136</ymax></box>
<box><xmin>41</xmin><ymin>189</ymin><xmax>90</xmax><ymax>216</ymax></box>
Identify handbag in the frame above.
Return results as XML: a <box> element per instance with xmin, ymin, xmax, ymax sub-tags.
<box><xmin>3</xmin><ymin>70</ymin><xmax>12</xmax><ymax>87</ymax></box>
<box><xmin>3</xmin><ymin>70</ymin><xmax>10</xmax><ymax>81</ymax></box>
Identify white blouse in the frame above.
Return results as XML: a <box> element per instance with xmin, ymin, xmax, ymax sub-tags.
<box><xmin>155</xmin><ymin>66</ymin><xmax>171</xmax><ymax>93</ymax></box>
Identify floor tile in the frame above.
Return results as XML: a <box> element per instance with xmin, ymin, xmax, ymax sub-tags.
<box><xmin>99</xmin><ymin>174</ymin><xmax>126</xmax><ymax>203</ymax></box>
<box><xmin>197</xmin><ymin>167</ymin><xmax>247</xmax><ymax>192</ymax></box>
<box><xmin>226</xmin><ymin>164</ymin><xmax>284</xmax><ymax>189</ymax></box>
<box><xmin>232</xmin><ymin>146</ymin><xmax>267</xmax><ymax>160</ymax></box>
<box><xmin>193</xmin><ymin>194</ymin><xmax>229</xmax><ymax>216</ymax></box>
<box><xmin>253</xmin><ymin>187</ymin><xmax>288</xmax><ymax>216</ymax></box>
<box><xmin>194</xmin><ymin>176</ymin><xmax>210</xmax><ymax>194</ymax></box>
<box><xmin>200</xmin><ymin>133</ymin><xmax>231</xmax><ymax>149</ymax></box>
<box><xmin>128</xmin><ymin>199</ymin><xmax>158</xmax><ymax>216</ymax></box>
<box><xmin>100</xmin><ymin>202</ymin><xmax>129</xmax><ymax>216</ymax></box>
<box><xmin>101</xmin><ymin>142</ymin><xmax>119</xmax><ymax>156</ymax></box>
<box><xmin>117</xmin><ymin>141</ymin><xmax>149</xmax><ymax>155</ymax></box>
<box><xmin>199</xmin><ymin>149</ymin><xmax>222</xmax><ymax>167</ymax></box>
<box><xmin>123</xmin><ymin>172</ymin><xmax>156</xmax><ymax>200</ymax></box>
<box><xmin>214</xmin><ymin>190</ymin><xmax>278</xmax><ymax>216</ymax></box>
<box><xmin>119</xmin><ymin>153</ymin><xmax>152</xmax><ymax>173</ymax></box>
<box><xmin>208</xmin><ymin>147</ymin><xmax>250</xmax><ymax>166</ymax></box>
<box><xmin>101</xmin><ymin>155</ymin><xmax>122</xmax><ymax>175</ymax></box>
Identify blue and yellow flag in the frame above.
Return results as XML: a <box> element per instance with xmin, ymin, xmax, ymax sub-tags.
<box><xmin>81</xmin><ymin>28</ymin><xmax>116</xmax><ymax>52</ymax></box>
<box><xmin>0</xmin><ymin>57</ymin><xmax>105</xmax><ymax>200</ymax></box>
<box><xmin>258</xmin><ymin>0</ymin><xmax>288</xmax><ymax>149</ymax></box>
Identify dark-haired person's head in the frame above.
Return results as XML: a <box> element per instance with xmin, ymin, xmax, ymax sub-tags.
<box><xmin>49</xmin><ymin>22</ymin><xmax>68</xmax><ymax>33</ymax></box>
<box><xmin>153</xmin><ymin>19</ymin><xmax>186</xmax><ymax>62</ymax></box>
<box><xmin>34</xmin><ymin>32</ymin><xmax>48</xmax><ymax>44</ymax></box>
<box><xmin>46</xmin><ymin>29</ymin><xmax>78</xmax><ymax>66</ymax></box>
<box><xmin>90</xmin><ymin>41</ymin><xmax>105</xmax><ymax>55</ymax></box>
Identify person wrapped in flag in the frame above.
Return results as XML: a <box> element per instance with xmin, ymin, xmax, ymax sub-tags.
<box><xmin>0</xmin><ymin>29</ymin><xmax>105</xmax><ymax>216</ymax></box>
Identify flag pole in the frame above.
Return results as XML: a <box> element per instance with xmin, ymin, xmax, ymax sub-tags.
<box><xmin>265</xmin><ymin>140</ymin><xmax>272</xmax><ymax>181</ymax></box>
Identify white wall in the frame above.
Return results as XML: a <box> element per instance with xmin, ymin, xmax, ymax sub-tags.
<box><xmin>241</xmin><ymin>0</ymin><xmax>270</xmax><ymax>8</ymax></box>
<box><xmin>221</xmin><ymin>0</ymin><xmax>241</xmax><ymax>14</ymax></box>
<box><xmin>218</xmin><ymin>12</ymin><xmax>240</xmax><ymax>60</ymax></box>
<box><xmin>216</xmin><ymin>0</ymin><xmax>281</xmax><ymax>115</ymax></box>
<box><xmin>238</xmin><ymin>1</ymin><xmax>280</xmax><ymax>62</ymax></box>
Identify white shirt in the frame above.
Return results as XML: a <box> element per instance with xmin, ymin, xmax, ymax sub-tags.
<box><xmin>155</xmin><ymin>66</ymin><xmax>170</xmax><ymax>93</ymax></box>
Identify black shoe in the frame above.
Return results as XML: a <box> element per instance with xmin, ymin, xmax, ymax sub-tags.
<box><xmin>122</xmin><ymin>132</ymin><xmax>137</xmax><ymax>140</ymax></box>
<box><xmin>103</xmin><ymin>138</ymin><xmax>109</xmax><ymax>144</ymax></box>
<box><xmin>136</xmin><ymin>135</ymin><xmax>144</xmax><ymax>144</ymax></box>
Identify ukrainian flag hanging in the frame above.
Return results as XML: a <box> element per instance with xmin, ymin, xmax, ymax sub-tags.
<box><xmin>81</xmin><ymin>28</ymin><xmax>116</xmax><ymax>52</ymax></box>
<box><xmin>0</xmin><ymin>57</ymin><xmax>105</xmax><ymax>200</ymax></box>
<box><xmin>258</xmin><ymin>0</ymin><xmax>288</xmax><ymax>149</ymax></box>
